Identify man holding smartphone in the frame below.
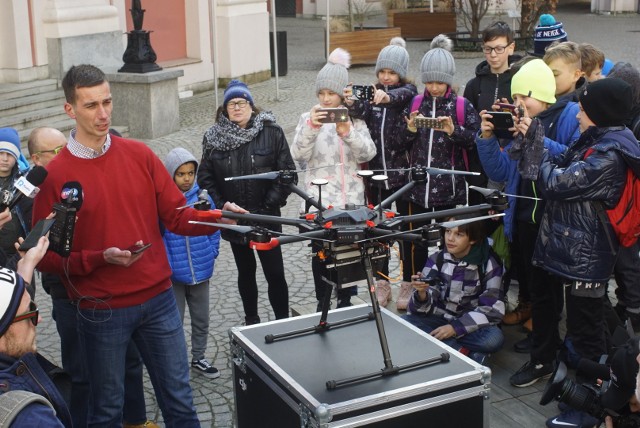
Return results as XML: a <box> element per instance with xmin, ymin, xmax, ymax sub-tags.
<box><xmin>31</xmin><ymin>65</ymin><xmax>244</xmax><ymax>427</ymax></box>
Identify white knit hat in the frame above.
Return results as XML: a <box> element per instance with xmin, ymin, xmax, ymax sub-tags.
<box><xmin>316</xmin><ymin>48</ymin><xmax>351</xmax><ymax>95</ymax></box>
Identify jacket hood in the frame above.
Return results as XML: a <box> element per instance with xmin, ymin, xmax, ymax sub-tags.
<box><xmin>165</xmin><ymin>147</ymin><xmax>199</xmax><ymax>180</ymax></box>
<box><xmin>594</xmin><ymin>127</ymin><xmax>640</xmax><ymax>177</ymax></box>
<box><xmin>473</xmin><ymin>54</ymin><xmax>522</xmax><ymax>77</ymax></box>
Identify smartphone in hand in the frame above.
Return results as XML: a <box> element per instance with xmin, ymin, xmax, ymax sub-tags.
<box><xmin>127</xmin><ymin>243</ymin><xmax>151</xmax><ymax>254</ymax></box>
<box><xmin>317</xmin><ymin>107</ymin><xmax>349</xmax><ymax>123</ymax></box>
<box><xmin>414</xmin><ymin>116</ymin><xmax>444</xmax><ymax>129</ymax></box>
<box><xmin>18</xmin><ymin>218</ymin><xmax>56</xmax><ymax>251</ymax></box>
<box><xmin>487</xmin><ymin>111</ymin><xmax>515</xmax><ymax>130</ymax></box>
<box><xmin>351</xmin><ymin>85</ymin><xmax>374</xmax><ymax>101</ymax></box>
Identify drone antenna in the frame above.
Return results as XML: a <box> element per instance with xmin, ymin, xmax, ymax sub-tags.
<box><xmin>311</xmin><ymin>178</ymin><xmax>328</xmax><ymax>222</ymax></box>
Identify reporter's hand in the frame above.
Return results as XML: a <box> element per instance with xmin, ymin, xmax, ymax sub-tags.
<box><xmin>16</xmin><ymin>236</ymin><xmax>50</xmax><ymax>283</ymax></box>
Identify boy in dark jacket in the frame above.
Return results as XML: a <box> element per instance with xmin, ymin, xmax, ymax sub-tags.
<box><xmin>534</xmin><ymin>77</ymin><xmax>640</xmax><ymax>428</ymax></box>
<box><xmin>164</xmin><ymin>147</ymin><xmax>221</xmax><ymax>379</ymax></box>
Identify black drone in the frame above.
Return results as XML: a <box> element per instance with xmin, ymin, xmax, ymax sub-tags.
<box><xmin>186</xmin><ymin>165</ymin><xmax>510</xmax><ymax>389</ymax></box>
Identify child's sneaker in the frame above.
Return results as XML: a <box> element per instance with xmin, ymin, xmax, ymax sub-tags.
<box><xmin>395</xmin><ymin>281</ymin><xmax>413</xmax><ymax>311</ymax></box>
<box><xmin>375</xmin><ymin>279</ymin><xmax>392</xmax><ymax>307</ymax></box>
<box><xmin>191</xmin><ymin>359</ymin><xmax>221</xmax><ymax>379</ymax></box>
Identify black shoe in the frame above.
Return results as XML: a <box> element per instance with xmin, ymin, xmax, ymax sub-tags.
<box><xmin>510</xmin><ymin>360</ymin><xmax>553</xmax><ymax>387</ymax></box>
<box><xmin>244</xmin><ymin>315</ymin><xmax>261</xmax><ymax>325</ymax></box>
<box><xmin>336</xmin><ymin>297</ymin><xmax>352</xmax><ymax>308</ymax></box>
<box><xmin>514</xmin><ymin>333</ymin><xmax>532</xmax><ymax>354</ymax></box>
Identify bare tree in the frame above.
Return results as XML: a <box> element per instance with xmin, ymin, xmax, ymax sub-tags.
<box><xmin>520</xmin><ymin>0</ymin><xmax>558</xmax><ymax>37</ymax></box>
<box><xmin>455</xmin><ymin>0</ymin><xmax>506</xmax><ymax>38</ymax></box>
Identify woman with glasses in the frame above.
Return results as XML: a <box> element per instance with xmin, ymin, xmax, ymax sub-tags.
<box><xmin>198</xmin><ymin>80</ymin><xmax>297</xmax><ymax>325</ymax></box>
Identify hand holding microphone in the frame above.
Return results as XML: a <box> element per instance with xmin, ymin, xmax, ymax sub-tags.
<box><xmin>0</xmin><ymin>165</ymin><xmax>48</xmax><ymax>212</ymax></box>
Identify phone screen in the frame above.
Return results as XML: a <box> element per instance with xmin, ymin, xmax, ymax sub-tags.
<box><xmin>19</xmin><ymin>218</ymin><xmax>56</xmax><ymax>251</ymax></box>
<box><xmin>127</xmin><ymin>243</ymin><xmax>151</xmax><ymax>254</ymax></box>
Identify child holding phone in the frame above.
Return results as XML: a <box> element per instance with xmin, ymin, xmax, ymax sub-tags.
<box><xmin>292</xmin><ymin>48</ymin><xmax>376</xmax><ymax>310</ymax></box>
<box><xmin>163</xmin><ymin>147</ymin><xmax>221</xmax><ymax>379</ymax></box>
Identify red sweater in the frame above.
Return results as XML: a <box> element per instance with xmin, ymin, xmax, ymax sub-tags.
<box><xmin>32</xmin><ymin>136</ymin><xmax>217</xmax><ymax>308</ymax></box>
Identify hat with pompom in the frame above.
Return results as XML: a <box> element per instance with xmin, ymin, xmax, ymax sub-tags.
<box><xmin>316</xmin><ymin>48</ymin><xmax>351</xmax><ymax>95</ymax></box>
<box><xmin>532</xmin><ymin>14</ymin><xmax>568</xmax><ymax>57</ymax></box>
<box><xmin>375</xmin><ymin>37</ymin><xmax>409</xmax><ymax>80</ymax></box>
<box><xmin>0</xmin><ymin>267</ymin><xmax>27</xmax><ymax>337</ymax></box>
<box><xmin>223</xmin><ymin>80</ymin><xmax>254</xmax><ymax>108</ymax></box>
<box><xmin>420</xmin><ymin>34</ymin><xmax>455</xmax><ymax>85</ymax></box>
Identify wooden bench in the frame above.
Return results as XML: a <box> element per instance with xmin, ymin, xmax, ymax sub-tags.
<box><xmin>388</xmin><ymin>11</ymin><xmax>456</xmax><ymax>39</ymax></box>
<box><xmin>329</xmin><ymin>27</ymin><xmax>402</xmax><ymax>65</ymax></box>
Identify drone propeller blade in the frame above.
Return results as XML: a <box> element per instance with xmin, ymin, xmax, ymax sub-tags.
<box><xmin>426</xmin><ymin>167</ymin><xmax>480</xmax><ymax>176</ymax></box>
<box><xmin>469</xmin><ymin>185</ymin><xmax>500</xmax><ymax>197</ymax></box>
<box><xmin>469</xmin><ymin>185</ymin><xmax>541</xmax><ymax>201</ymax></box>
<box><xmin>224</xmin><ymin>171</ymin><xmax>280</xmax><ymax>181</ymax></box>
<box><xmin>188</xmin><ymin>221</ymin><xmax>254</xmax><ymax>234</ymax></box>
<box><xmin>439</xmin><ymin>213</ymin><xmax>505</xmax><ymax>229</ymax></box>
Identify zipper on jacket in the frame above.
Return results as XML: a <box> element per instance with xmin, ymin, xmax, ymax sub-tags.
<box><xmin>380</xmin><ymin>102</ymin><xmax>389</xmax><ymax>190</ymax></box>
<box><xmin>186</xmin><ymin>238</ymin><xmax>197</xmax><ymax>284</ymax></box>
<box><xmin>530</xmin><ymin>181</ymin><xmax>539</xmax><ymax>223</ymax></box>
<box><xmin>424</xmin><ymin>97</ymin><xmax>436</xmax><ymax>208</ymax></box>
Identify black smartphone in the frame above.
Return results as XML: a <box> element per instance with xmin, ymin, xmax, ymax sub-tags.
<box><xmin>351</xmin><ymin>85</ymin><xmax>374</xmax><ymax>101</ymax></box>
<box><xmin>19</xmin><ymin>218</ymin><xmax>56</xmax><ymax>251</ymax></box>
<box><xmin>488</xmin><ymin>111</ymin><xmax>516</xmax><ymax>130</ymax></box>
<box><xmin>127</xmin><ymin>242</ymin><xmax>151</xmax><ymax>254</ymax></box>
<box><xmin>414</xmin><ymin>116</ymin><xmax>444</xmax><ymax>129</ymax></box>
<box><xmin>317</xmin><ymin>107</ymin><xmax>349</xmax><ymax>123</ymax></box>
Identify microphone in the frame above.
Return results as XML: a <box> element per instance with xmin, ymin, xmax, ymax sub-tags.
<box><xmin>49</xmin><ymin>181</ymin><xmax>83</xmax><ymax>256</ymax></box>
<box><xmin>0</xmin><ymin>166</ymin><xmax>48</xmax><ymax>212</ymax></box>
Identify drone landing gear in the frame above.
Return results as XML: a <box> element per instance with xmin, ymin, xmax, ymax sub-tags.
<box><xmin>263</xmin><ymin>255</ymin><xmax>451</xmax><ymax>390</ymax></box>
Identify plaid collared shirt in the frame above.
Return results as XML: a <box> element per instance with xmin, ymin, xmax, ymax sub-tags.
<box><xmin>67</xmin><ymin>129</ymin><xmax>111</xmax><ymax>159</ymax></box>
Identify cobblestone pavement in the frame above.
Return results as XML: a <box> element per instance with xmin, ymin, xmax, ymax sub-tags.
<box><xmin>32</xmin><ymin>3</ymin><xmax>639</xmax><ymax>427</ymax></box>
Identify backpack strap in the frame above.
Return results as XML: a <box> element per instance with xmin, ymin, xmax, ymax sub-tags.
<box><xmin>452</xmin><ymin>96</ymin><xmax>470</xmax><ymax>171</ymax></box>
<box><xmin>0</xmin><ymin>390</ymin><xmax>55</xmax><ymax>426</ymax></box>
<box><xmin>410</xmin><ymin>94</ymin><xmax>424</xmax><ymax>113</ymax></box>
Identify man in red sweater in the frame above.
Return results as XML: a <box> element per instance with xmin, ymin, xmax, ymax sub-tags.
<box><xmin>32</xmin><ymin>64</ymin><xmax>244</xmax><ymax>427</ymax></box>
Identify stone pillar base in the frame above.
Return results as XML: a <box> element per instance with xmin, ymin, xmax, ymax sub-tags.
<box><xmin>47</xmin><ymin>31</ymin><xmax>123</xmax><ymax>81</ymax></box>
<box><xmin>106</xmin><ymin>69</ymin><xmax>184</xmax><ymax>140</ymax></box>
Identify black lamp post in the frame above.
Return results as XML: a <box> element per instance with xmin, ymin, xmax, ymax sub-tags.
<box><xmin>119</xmin><ymin>0</ymin><xmax>162</xmax><ymax>73</ymax></box>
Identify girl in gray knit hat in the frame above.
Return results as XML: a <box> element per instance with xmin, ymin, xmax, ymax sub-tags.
<box><xmin>397</xmin><ymin>34</ymin><xmax>481</xmax><ymax>289</ymax></box>
<box><xmin>291</xmin><ymin>48</ymin><xmax>376</xmax><ymax>310</ymax></box>
<box><xmin>344</xmin><ymin>37</ymin><xmax>418</xmax><ymax>308</ymax></box>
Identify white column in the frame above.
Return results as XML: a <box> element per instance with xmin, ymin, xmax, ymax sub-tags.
<box><xmin>0</xmin><ymin>0</ymin><xmax>35</xmax><ymax>82</ymax></box>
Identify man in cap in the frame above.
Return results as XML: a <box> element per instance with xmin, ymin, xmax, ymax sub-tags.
<box><xmin>0</xmin><ymin>233</ymin><xmax>72</xmax><ymax>426</ymax></box>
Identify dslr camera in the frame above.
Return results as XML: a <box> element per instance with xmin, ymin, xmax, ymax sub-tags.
<box><xmin>540</xmin><ymin>361</ymin><xmax>640</xmax><ymax>428</ymax></box>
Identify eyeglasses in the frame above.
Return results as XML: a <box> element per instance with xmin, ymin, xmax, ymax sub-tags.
<box><xmin>34</xmin><ymin>145</ymin><xmax>64</xmax><ymax>156</ymax></box>
<box><xmin>12</xmin><ymin>301</ymin><xmax>39</xmax><ymax>327</ymax></box>
<box><xmin>227</xmin><ymin>100</ymin><xmax>249</xmax><ymax>110</ymax></box>
<box><xmin>482</xmin><ymin>45</ymin><xmax>510</xmax><ymax>55</ymax></box>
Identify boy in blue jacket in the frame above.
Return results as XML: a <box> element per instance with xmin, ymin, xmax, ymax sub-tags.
<box><xmin>476</xmin><ymin>58</ymin><xmax>580</xmax><ymax>388</ymax></box>
<box><xmin>164</xmin><ymin>147</ymin><xmax>221</xmax><ymax>379</ymax></box>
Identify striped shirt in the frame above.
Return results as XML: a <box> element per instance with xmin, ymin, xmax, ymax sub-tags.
<box><xmin>67</xmin><ymin>129</ymin><xmax>111</xmax><ymax>159</ymax></box>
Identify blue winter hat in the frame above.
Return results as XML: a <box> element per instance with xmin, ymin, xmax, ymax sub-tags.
<box><xmin>0</xmin><ymin>267</ymin><xmax>26</xmax><ymax>337</ymax></box>
<box><xmin>0</xmin><ymin>127</ymin><xmax>29</xmax><ymax>173</ymax></box>
<box><xmin>223</xmin><ymin>80</ymin><xmax>254</xmax><ymax>108</ymax></box>
<box><xmin>532</xmin><ymin>14</ymin><xmax>568</xmax><ymax>57</ymax></box>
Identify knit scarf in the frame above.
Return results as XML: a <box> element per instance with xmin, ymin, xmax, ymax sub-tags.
<box><xmin>203</xmin><ymin>111</ymin><xmax>276</xmax><ymax>153</ymax></box>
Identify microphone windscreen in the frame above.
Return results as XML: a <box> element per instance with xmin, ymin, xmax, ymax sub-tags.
<box><xmin>26</xmin><ymin>166</ymin><xmax>48</xmax><ymax>186</ymax></box>
<box><xmin>60</xmin><ymin>181</ymin><xmax>83</xmax><ymax>210</ymax></box>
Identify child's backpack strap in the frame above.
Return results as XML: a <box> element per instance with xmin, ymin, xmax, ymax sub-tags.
<box><xmin>0</xmin><ymin>390</ymin><xmax>55</xmax><ymax>426</ymax></box>
<box><xmin>411</xmin><ymin>94</ymin><xmax>424</xmax><ymax>113</ymax></box>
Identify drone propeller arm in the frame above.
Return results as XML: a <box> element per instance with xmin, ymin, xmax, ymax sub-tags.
<box><xmin>395</xmin><ymin>204</ymin><xmax>493</xmax><ymax>225</ymax></box>
<box><xmin>287</xmin><ymin>183</ymin><xmax>326</xmax><ymax>212</ymax></box>
<box><xmin>213</xmin><ymin>209</ymin><xmax>308</xmax><ymax>227</ymax></box>
<box><xmin>250</xmin><ymin>229</ymin><xmax>328</xmax><ymax>250</ymax></box>
<box><xmin>373</xmin><ymin>181</ymin><xmax>416</xmax><ymax>211</ymax></box>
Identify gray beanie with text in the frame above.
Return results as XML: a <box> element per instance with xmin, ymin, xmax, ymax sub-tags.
<box><xmin>420</xmin><ymin>34</ymin><xmax>455</xmax><ymax>85</ymax></box>
<box><xmin>375</xmin><ymin>37</ymin><xmax>409</xmax><ymax>79</ymax></box>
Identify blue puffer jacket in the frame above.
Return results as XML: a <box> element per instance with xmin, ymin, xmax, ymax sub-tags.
<box><xmin>0</xmin><ymin>353</ymin><xmax>72</xmax><ymax>427</ymax></box>
<box><xmin>163</xmin><ymin>182</ymin><xmax>220</xmax><ymax>285</ymax></box>
<box><xmin>476</xmin><ymin>102</ymin><xmax>580</xmax><ymax>240</ymax></box>
<box><xmin>533</xmin><ymin>126</ymin><xmax>640</xmax><ymax>285</ymax></box>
